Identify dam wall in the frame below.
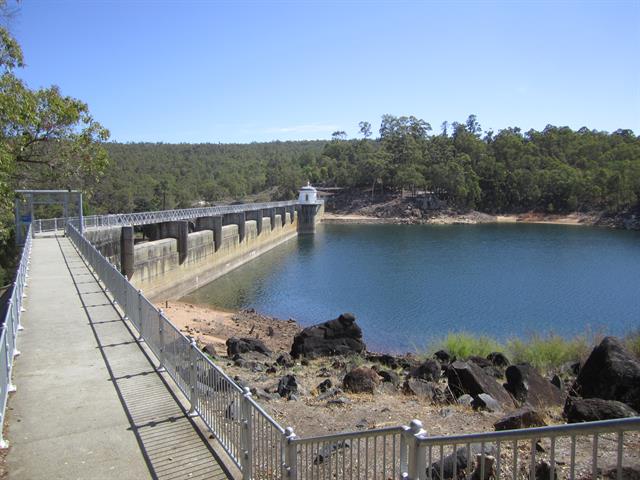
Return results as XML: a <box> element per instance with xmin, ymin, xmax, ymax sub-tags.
<box><xmin>131</xmin><ymin>212</ymin><xmax>297</xmax><ymax>300</ymax></box>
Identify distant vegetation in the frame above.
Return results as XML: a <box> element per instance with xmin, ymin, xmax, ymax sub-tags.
<box><xmin>94</xmin><ymin>115</ymin><xmax>640</xmax><ymax>218</ymax></box>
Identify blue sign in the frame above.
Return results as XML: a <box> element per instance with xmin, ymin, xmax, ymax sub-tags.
<box><xmin>20</xmin><ymin>215</ymin><xmax>31</xmax><ymax>223</ymax></box>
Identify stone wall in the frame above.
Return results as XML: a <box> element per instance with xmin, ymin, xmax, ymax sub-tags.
<box><xmin>131</xmin><ymin>212</ymin><xmax>297</xmax><ymax>300</ymax></box>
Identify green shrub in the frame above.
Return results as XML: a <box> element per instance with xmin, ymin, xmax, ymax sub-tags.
<box><xmin>624</xmin><ymin>330</ymin><xmax>640</xmax><ymax>359</ymax></box>
<box><xmin>506</xmin><ymin>333</ymin><xmax>590</xmax><ymax>373</ymax></box>
<box><xmin>428</xmin><ymin>332</ymin><xmax>502</xmax><ymax>360</ymax></box>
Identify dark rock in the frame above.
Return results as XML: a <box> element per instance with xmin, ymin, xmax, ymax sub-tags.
<box><xmin>551</xmin><ymin>375</ymin><xmax>563</xmax><ymax>390</ymax></box>
<box><xmin>602</xmin><ymin>466</ymin><xmax>640</xmax><ymax>480</ymax></box>
<box><xmin>468</xmin><ymin>356</ymin><xmax>493</xmax><ymax>368</ymax></box>
<box><xmin>564</xmin><ymin>397</ymin><xmax>638</xmax><ymax>423</ymax></box>
<box><xmin>504</xmin><ymin>364</ymin><xmax>563</xmax><ymax>408</ymax></box>
<box><xmin>317</xmin><ymin>367</ymin><xmax>332</xmax><ymax>377</ymax></box>
<box><xmin>402</xmin><ymin>379</ymin><xmax>446</xmax><ymax>403</ymax></box>
<box><xmin>434</xmin><ymin>350</ymin><xmax>453</xmax><ymax>364</ymax></box>
<box><xmin>446</xmin><ymin>361</ymin><xmax>515</xmax><ymax>408</ymax></box>
<box><xmin>276</xmin><ymin>353</ymin><xmax>294</xmax><ymax>368</ymax></box>
<box><xmin>572</xmin><ymin>336</ymin><xmax>640</xmax><ymax>411</ymax></box>
<box><xmin>535</xmin><ymin>461</ymin><xmax>558</xmax><ymax>480</ymax></box>
<box><xmin>226</xmin><ymin>337</ymin><xmax>271</xmax><ymax>356</ymax></box>
<box><xmin>316</xmin><ymin>379</ymin><xmax>333</xmax><ymax>393</ymax></box>
<box><xmin>327</xmin><ymin>396</ymin><xmax>351</xmax><ymax>406</ymax></box>
<box><xmin>267</xmin><ymin>326</ymin><xmax>275</xmax><ymax>337</ymax></box>
<box><xmin>494</xmin><ymin>407</ymin><xmax>547</xmax><ymax>431</ymax></box>
<box><xmin>251</xmin><ymin>388</ymin><xmax>280</xmax><ymax>401</ymax></box>
<box><xmin>411</xmin><ymin>359</ymin><xmax>441</xmax><ymax>381</ymax></box>
<box><xmin>377</xmin><ymin>370</ymin><xmax>400</xmax><ymax>385</ymax></box>
<box><xmin>342</xmin><ymin>367</ymin><xmax>380</xmax><ymax>393</ymax></box>
<box><xmin>201</xmin><ymin>343</ymin><xmax>217</xmax><ymax>358</ymax></box>
<box><xmin>470</xmin><ymin>454</ymin><xmax>496</xmax><ymax>480</ymax></box>
<box><xmin>487</xmin><ymin>352</ymin><xmax>510</xmax><ymax>367</ymax></box>
<box><xmin>472</xmin><ymin>393</ymin><xmax>502</xmax><ymax>412</ymax></box>
<box><xmin>277</xmin><ymin>374</ymin><xmax>298</xmax><ymax>399</ymax></box>
<box><xmin>290</xmin><ymin>313</ymin><xmax>366</xmax><ymax>359</ymax></box>
<box><xmin>266</xmin><ymin>365</ymin><xmax>277</xmax><ymax>374</ymax></box>
<box><xmin>429</xmin><ymin>444</ymin><xmax>496</xmax><ymax>480</ymax></box>
<box><xmin>301</xmin><ymin>359</ymin><xmax>309</xmax><ymax>366</ymax></box>
<box><xmin>331</xmin><ymin>359</ymin><xmax>346</xmax><ymax>369</ymax></box>
<box><xmin>317</xmin><ymin>387</ymin><xmax>342</xmax><ymax>401</ymax></box>
<box><xmin>457</xmin><ymin>394</ymin><xmax>474</xmax><ymax>406</ymax></box>
<box><xmin>367</xmin><ymin>353</ymin><xmax>401</xmax><ymax>370</ymax></box>
<box><xmin>482</xmin><ymin>366</ymin><xmax>504</xmax><ymax>378</ymax></box>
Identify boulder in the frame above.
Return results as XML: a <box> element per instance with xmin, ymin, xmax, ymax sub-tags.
<box><xmin>276</xmin><ymin>353</ymin><xmax>294</xmax><ymax>368</ymax></box>
<box><xmin>468</xmin><ymin>356</ymin><xmax>493</xmax><ymax>368</ymax></box>
<box><xmin>342</xmin><ymin>367</ymin><xmax>380</xmax><ymax>393</ymax></box>
<box><xmin>367</xmin><ymin>353</ymin><xmax>401</xmax><ymax>370</ymax></box>
<box><xmin>201</xmin><ymin>343</ymin><xmax>217</xmax><ymax>358</ymax></box>
<box><xmin>504</xmin><ymin>364</ymin><xmax>563</xmax><ymax>408</ymax></box>
<box><xmin>290</xmin><ymin>313</ymin><xmax>366</xmax><ymax>358</ymax></box>
<box><xmin>572</xmin><ymin>336</ymin><xmax>640</xmax><ymax>411</ymax></box>
<box><xmin>429</xmin><ymin>444</ymin><xmax>496</xmax><ymax>480</ymax></box>
<box><xmin>472</xmin><ymin>393</ymin><xmax>502</xmax><ymax>412</ymax></box>
<box><xmin>402</xmin><ymin>378</ymin><xmax>445</xmax><ymax>403</ymax></box>
<box><xmin>494</xmin><ymin>407</ymin><xmax>547</xmax><ymax>431</ymax></box>
<box><xmin>434</xmin><ymin>350</ymin><xmax>454</xmax><ymax>365</ymax></box>
<box><xmin>277</xmin><ymin>374</ymin><xmax>298</xmax><ymax>399</ymax></box>
<box><xmin>534</xmin><ymin>461</ymin><xmax>558</xmax><ymax>480</ymax></box>
<box><xmin>564</xmin><ymin>397</ymin><xmax>638</xmax><ymax>423</ymax></box>
<box><xmin>487</xmin><ymin>352</ymin><xmax>510</xmax><ymax>368</ymax></box>
<box><xmin>377</xmin><ymin>370</ymin><xmax>400</xmax><ymax>386</ymax></box>
<box><xmin>457</xmin><ymin>394</ymin><xmax>474</xmax><ymax>406</ymax></box>
<box><xmin>316</xmin><ymin>379</ymin><xmax>333</xmax><ymax>393</ymax></box>
<box><xmin>226</xmin><ymin>337</ymin><xmax>271</xmax><ymax>356</ymax></box>
<box><xmin>446</xmin><ymin>361</ymin><xmax>515</xmax><ymax>408</ymax></box>
<box><xmin>411</xmin><ymin>359</ymin><xmax>441</xmax><ymax>381</ymax></box>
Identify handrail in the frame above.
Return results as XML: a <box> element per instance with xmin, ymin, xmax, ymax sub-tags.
<box><xmin>0</xmin><ymin>223</ymin><xmax>32</xmax><ymax>448</ymax></box>
<box><xmin>64</xmin><ymin>220</ymin><xmax>639</xmax><ymax>480</ymax></box>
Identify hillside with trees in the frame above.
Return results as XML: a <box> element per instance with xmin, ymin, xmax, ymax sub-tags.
<box><xmin>94</xmin><ymin>115</ymin><xmax>640</xmax><ymax>217</ymax></box>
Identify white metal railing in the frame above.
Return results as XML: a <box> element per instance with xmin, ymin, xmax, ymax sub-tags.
<box><xmin>0</xmin><ymin>224</ymin><xmax>32</xmax><ymax>448</ymax></box>
<box><xmin>64</xmin><ymin>221</ymin><xmax>639</xmax><ymax>480</ymax></box>
<box><xmin>35</xmin><ymin>200</ymin><xmax>301</xmax><ymax>233</ymax></box>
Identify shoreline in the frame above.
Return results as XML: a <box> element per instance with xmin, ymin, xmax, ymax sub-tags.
<box><xmin>322</xmin><ymin>211</ymin><xmax>601</xmax><ymax>226</ymax></box>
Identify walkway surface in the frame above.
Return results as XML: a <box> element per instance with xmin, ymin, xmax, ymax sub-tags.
<box><xmin>6</xmin><ymin>236</ymin><xmax>233</xmax><ymax>480</ymax></box>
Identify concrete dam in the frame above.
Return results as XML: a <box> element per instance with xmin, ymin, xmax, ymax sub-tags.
<box><xmin>84</xmin><ymin>201</ymin><xmax>323</xmax><ymax>300</ymax></box>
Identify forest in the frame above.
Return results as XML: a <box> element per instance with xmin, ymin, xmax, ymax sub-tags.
<box><xmin>92</xmin><ymin>115</ymin><xmax>640</xmax><ymax>216</ymax></box>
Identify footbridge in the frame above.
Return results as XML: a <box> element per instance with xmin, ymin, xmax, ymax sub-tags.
<box><xmin>1</xmin><ymin>200</ymin><xmax>639</xmax><ymax>479</ymax></box>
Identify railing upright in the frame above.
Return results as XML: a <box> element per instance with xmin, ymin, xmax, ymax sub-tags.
<box><xmin>241</xmin><ymin>387</ymin><xmax>253</xmax><ymax>480</ymax></box>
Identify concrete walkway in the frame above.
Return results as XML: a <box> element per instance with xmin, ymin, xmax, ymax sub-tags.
<box><xmin>6</xmin><ymin>236</ymin><xmax>233</xmax><ymax>480</ymax></box>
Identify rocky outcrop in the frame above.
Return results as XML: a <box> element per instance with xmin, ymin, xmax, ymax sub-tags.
<box><xmin>290</xmin><ymin>313</ymin><xmax>366</xmax><ymax>358</ymax></box>
<box><xmin>226</xmin><ymin>337</ymin><xmax>271</xmax><ymax>356</ymax></box>
<box><xmin>564</xmin><ymin>397</ymin><xmax>638</xmax><ymax>423</ymax></box>
<box><xmin>572</xmin><ymin>337</ymin><xmax>640</xmax><ymax>411</ymax></box>
<box><xmin>446</xmin><ymin>361</ymin><xmax>515</xmax><ymax>408</ymax></box>
<box><xmin>494</xmin><ymin>407</ymin><xmax>547</xmax><ymax>431</ymax></box>
<box><xmin>343</xmin><ymin>367</ymin><xmax>380</xmax><ymax>393</ymax></box>
<box><xmin>201</xmin><ymin>343</ymin><xmax>217</xmax><ymax>358</ymax></box>
<box><xmin>504</xmin><ymin>364</ymin><xmax>563</xmax><ymax>408</ymax></box>
<box><xmin>487</xmin><ymin>352</ymin><xmax>510</xmax><ymax>368</ymax></box>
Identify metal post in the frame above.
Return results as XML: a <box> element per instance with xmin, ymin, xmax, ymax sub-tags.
<box><xmin>283</xmin><ymin>427</ymin><xmax>297</xmax><ymax>480</ymax></box>
<box><xmin>78</xmin><ymin>192</ymin><xmax>84</xmax><ymax>236</ymax></box>
<box><xmin>5</xmin><ymin>325</ymin><xmax>16</xmax><ymax>393</ymax></box>
<box><xmin>188</xmin><ymin>338</ymin><xmax>198</xmax><ymax>416</ymax></box>
<box><xmin>157</xmin><ymin>309</ymin><xmax>166</xmax><ymax>372</ymax></box>
<box><xmin>241</xmin><ymin>387</ymin><xmax>253</xmax><ymax>480</ymax></box>
<box><xmin>404</xmin><ymin>420</ymin><xmax>427</xmax><ymax>480</ymax></box>
<box><xmin>137</xmin><ymin>290</ymin><xmax>144</xmax><ymax>342</ymax></box>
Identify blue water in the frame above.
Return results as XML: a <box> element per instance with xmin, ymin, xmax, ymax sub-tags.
<box><xmin>181</xmin><ymin>223</ymin><xmax>640</xmax><ymax>353</ymax></box>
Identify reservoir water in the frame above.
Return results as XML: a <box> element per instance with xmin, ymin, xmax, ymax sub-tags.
<box><xmin>181</xmin><ymin>223</ymin><xmax>640</xmax><ymax>353</ymax></box>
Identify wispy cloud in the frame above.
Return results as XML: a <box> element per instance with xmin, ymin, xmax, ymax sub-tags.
<box><xmin>263</xmin><ymin>124</ymin><xmax>339</xmax><ymax>134</ymax></box>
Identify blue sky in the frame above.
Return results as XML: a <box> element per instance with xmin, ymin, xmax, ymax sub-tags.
<box><xmin>10</xmin><ymin>0</ymin><xmax>640</xmax><ymax>143</ymax></box>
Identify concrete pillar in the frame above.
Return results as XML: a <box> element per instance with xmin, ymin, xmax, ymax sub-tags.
<box><xmin>266</xmin><ymin>208</ymin><xmax>276</xmax><ymax>231</ymax></box>
<box><xmin>276</xmin><ymin>207</ymin><xmax>287</xmax><ymax>228</ymax></box>
<box><xmin>224</xmin><ymin>212</ymin><xmax>246</xmax><ymax>243</ymax></box>
<box><xmin>159</xmin><ymin>221</ymin><xmax>189</xmax><ymax>264</ymax></box>
<box><xmin>195</xmin><ymin>216</ymin><xmax>223</xmax><ymax>252</ymax></box>
<box><xmin>120</xmin><ymin>226</ymin><xmax>135</xmax><ymax>279</ymax></box>
<box><xmin>297</xmin><ymin>204</ymin><xmax>319</xmax><ymax>235</ymax></box>
<box><xmin>245</xmin><ymin>209</ymin><xmax>263</xmax><ymax>235</ymax></box>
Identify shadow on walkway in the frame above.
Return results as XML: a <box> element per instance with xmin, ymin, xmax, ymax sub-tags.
<box><xmin>57</xmin><ymin>238</ymin><xmax>233</xmax><ymax>480</ymax></box>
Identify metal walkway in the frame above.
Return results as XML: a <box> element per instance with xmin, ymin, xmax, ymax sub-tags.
<box><xmin>5</xmin><ymin>236</ymin><xmax>233</xmax><ymax>480</ymax></box>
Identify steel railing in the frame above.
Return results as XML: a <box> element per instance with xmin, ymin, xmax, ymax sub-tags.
<box><xmin>35</xmin><ymin>200</ymin><xmax>302</xmax><ymax>233</ymax></box>
<box><xmin>64</xmin><ymin>221</ymin><xmax>639</xmax><ymax>480</ymax></box>
<box><xmin>0</xmin><ymin>224</ymin><xmax>32</xmax><ymax>448</ymax></box>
